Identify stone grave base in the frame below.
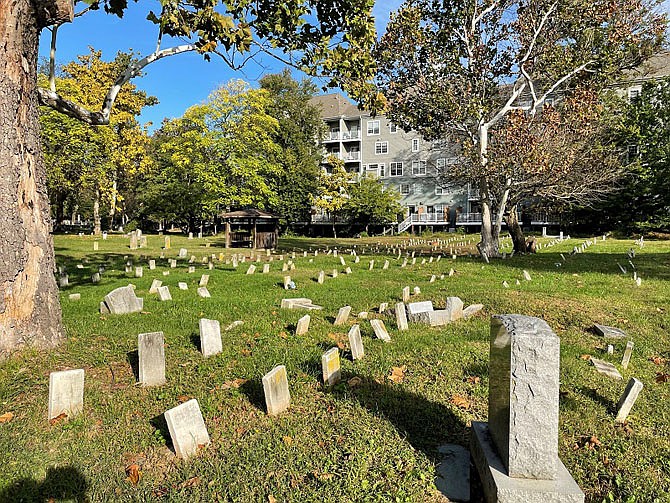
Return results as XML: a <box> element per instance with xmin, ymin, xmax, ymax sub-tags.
<box><xmin>470</xmin><ymin>421</ymin><xmax>584</xmax><ymax>503</ymax></box>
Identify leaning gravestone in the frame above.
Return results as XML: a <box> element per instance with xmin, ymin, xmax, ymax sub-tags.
<box><xmin>321</xmin><ymin>348</ymin><xmax>341</xmax><ymax>385</ymax></box>
<box><xmin>48</xmin><ymin>369</ymin><xmax>85</xmax><ymax>420</ymax></box>
<box><xmin>199</xmin><ymin>318</ymin><xmax>222</xmax><ymax>357</ymax></box>
<box><xmin>594</xmin><ymin>324</ymin><xmax>627</xmax><ymax>339</ymax></box>
<box><xmin>149</xmin><ymin>279</ymin><xmax>162</xmax><ymax>294</ymax></box>
<box><xmin>348</xmin><ymin>325</ymin><xmax>364</xmax><ymax>360</ymax></box>
<box><xmin>157</xmin><ymin>286</ymin><xmax>172</xmax><ymax>301</ymax></box>
<box><xmin>444</xmin><ymin>296</ymin><xmax>464</xmax><ymax>321</ymax></box>
<box><xmin>471</xmin><ymin>315</ymin><xmax>584</xmax><ymax>502</ymax></box>
<box><xmin>178</xmin><ymin>248</ymin><xmax>187</xmax><ymax>258</ymax></box>
<box><xmin>370</xmin><ymin>319</ymin><xmax>391</xmax><ymax>342</ymax></box>
<box><xmin>199</xmin><ymin>274</ymin><xmax>210</xmax><ymax>287</ymax></box>
<box><xmin>262</xmin><ymin>365</ymin><xmax>290</xmax><ymax>415</ymax></box>
<box><xmin>334</xmin><ymin>306</ymin><xmax>352</xmax><ymax>326</ymax></box>
<box><xmin>246</xmin><ymin>264</ymin><xmax>256</xmax><ymax>275</ymax></box>
<box><xmin>615</xmin><ymin>378</ymin><xmax>643</xmax><ymax>423</ymax></box>
<box><xmin>197</xmin><ymin>287</ymin><xmax>211</xmax><ymax>298</ymax></box>
<box><xmin>149</xmin><ymin>259</ymin><xmax>156</xmax><ymax>270</ymax></box>
<box><xmin>296</xmin><ymin>315</ymin><xmax>311</xmax><ymax>335</ymax></box>
<box><xmin>138</xmin><ymin>331</ymin><xmax>166</xmax><ymax>386</ymax></box>
<box><xmin>164</xmin><ymin>399</ymin><xmax>210</xmax><ymax>460</ymax></box>
<box><xmin>100</xmin><ymin>285</ymin><xmax>143</xmax><ymax>314</ymax></box>
<box><xmin>402</xmin><ymin>286</ymin><xmax>411</xmax><ymax>303</ymax></box>
<box><xmin>395</xmin><ymin>302</ymin><xmax>409</xmax><ymax>331</ymax></box>
<box><xmin>621</xmin><ymin>341</ymin><xmax>634</xmax><ymax>370</ymax></box>
<box><xmin>590</xmin><ymin>358</ymin><xmax>623</xmax><ymax>380</ymax></box>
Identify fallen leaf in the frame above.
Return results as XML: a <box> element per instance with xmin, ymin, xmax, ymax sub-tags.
<box><xmin>655</xmin><ymin>372</ymin><xmax>670</xmax><ymax>383</ymax></box>
<box><xmin>49</xmin><ymin>412</ymin><xmax>67</xmax><ymax>426</ymax></box>
<box><xmin>388</xmin><ymin>366</ymin><xmax>406</xmax><ymax>384</ymax></box>
<box><xmin>347</xmin><ymin>376</ymin><xmax>362</xmax><ymax>388</ymax></box>
<box><xmin>575</xmin><ymin>435</ymin><xmax>602</xmax><ymax>450</ymax></box>
<box><xmin>282</xmin><ymin>436</ymin><xmax>293</xmax><ymax>446</ymax></box>
<box><xmin>451</xmin><ymin>394</ymin><xmax>471</xmax><ymax>409</ymax></box>
<box><xmin>177</xmin><ymin>395</ymin><xmax>190</xmax><ymax>403</ymax></box>
<box><xmin>278</xmin><ymin>331</ymin><xmax>288</xmax><ymax>339</ymax></box>
<box><xmin>268</xmin><ymin>496</ymin><xmax>277</xmax><ymax>503</ymax></box>
<box><xmin>466</xmin><ymin>376</ymin><xmax>481</xmax><ymax>384</ymax></box>
<box><xmin>241</xmin><ymin>349</ymin><xmax>252</xmax><ymax>357</ymax></box>
<box><xmin>0</xmin><ymin>412</ymin><xmax>14</xmax><ymax>423</ymax></box>
<box><xmin>153</xmin><ymin>487</ymin><xmax>169</xmax><ymax>498</ymax></box>
<box><xmin>650</xmin><ymin>356</ymin><xmax>667</xmax><ymax>365</ymax></box>
<box><xmin>580</xmin><ymin>354</ymin><xmax>592</xmax><ymax>361</ymax></box>
<box><xmin>125</xmin><ymin>464</ymin><xmax>141</xmax><ymax>486</ymax></box>
<box><xmin>176</xmin><ymin>476</ymin><xmax>200</xmax><ymax>490</ymax></box>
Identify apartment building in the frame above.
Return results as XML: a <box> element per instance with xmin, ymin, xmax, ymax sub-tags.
<box><xmin>309</xmin><ymin>93</ymin><xmax>476</xmax><ymax>232</ymax></box>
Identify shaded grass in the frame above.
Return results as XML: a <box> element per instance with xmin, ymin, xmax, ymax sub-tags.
<box><xmin>0</xmin><ymin>233</ymin><xmax>669</xmax><ymax>502</ymax></box>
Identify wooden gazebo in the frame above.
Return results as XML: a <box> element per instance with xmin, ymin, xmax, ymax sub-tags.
<box><xmin>220</xmin><ymin>209</ymin><xmax>280</xmax><ymax>249</ymax></box>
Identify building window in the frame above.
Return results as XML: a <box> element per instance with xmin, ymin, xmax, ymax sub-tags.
<box><xmin>366</xmin><ymin>163</ymin><xmax>385</xmax><ymax>177</ymax></box>
<box><xmin>379</xmin><ymin>163</ymin><xmax>386</xmax><ymax>177</ymax></box>
<box><xmin>435</xmin><ymin>186</ymin><xmax>446</xmax><ymax>195</ymax></box>
<box><xmin>544</xmin><ymin>98</ymin><xmax>554</xmax><ymax>106</ymax></box>
<box><xmin>389</xmin><ymin>123</ymin><xmax>398</xmax><ymax>133</ymax></box>
<box><xmin>436</xmin><ymin>157</ymin><xmax>458</xmax><ymax>172</ymax></box>
<box><xmin>367</xmin><ymin>120</ymin><xmax>380</xmax><ymax>135</ymax></box>
<box><xmin>390</xmin><ymin>162</ymin><xmax>403</xmax><ymax>177</ymax></box>
<box><xmin>400</xmin><ymin>184</ymin><xmax>411</xmax><ymax>195</ymax></box>
<box><xmin>412</xmin><ymin>160</ymin><xmax>426</xmax><ymax>175</ymax></box>
<box><xmin>412</xmin><ymin>138</ymin><xmax>420</xmax><ymax>152</ymax></box>
<box><xmin>375</xmin><ymin>141</ymin><xmax>388</xmax><ymax>155</ymax></box>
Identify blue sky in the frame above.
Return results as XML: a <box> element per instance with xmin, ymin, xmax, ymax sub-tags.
<box><xmin>39</xmin><ymin>1</ymin><xmax>405</xmax><ymax>129</ymax></box>
<box><xmin>40</xmin><ymin>0</ymin><xmax>669</xmax><ymax>129</ymax></box>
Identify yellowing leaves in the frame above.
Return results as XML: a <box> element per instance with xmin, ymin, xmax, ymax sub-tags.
<box><xmin>388</xmin><ymin>366</ymin><xmax>406</xmax><ymax>384</ymax></box>
<box><xmin>125</xmin><ymin>463</ymin><xmax>141</xmax><ymax>486</ymax></box>
<box><xmin>0</xmin><ymin>412</ymin><xmax>14</xmax><ymax>423</ymax></box>
<box><xmin>451</xmin><ymin>395</ymin><xmax>471</xmax><ymax>409</ymax></box>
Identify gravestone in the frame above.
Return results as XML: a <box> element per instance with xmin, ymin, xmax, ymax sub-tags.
<box><xmin>621</xmin><ymin>341</ymin><xmax>634</xmax><ymax>370</ymax></box>
<box><xmin>379</xmin><ymin>302</ymin><xmax>388</xmax><ymax>314</ymax></box>
<box><xmin>296</xmin><ymin>314</ymin><xmax>311</xmax><ymax>335</ymax></box>
<box><xmin>590</xmin><ymin>358</ymin><xmax>623</xmax><ymax>379</ymax></box>
<box><xmin>130</xmin><ymin>234</ymin><xmax>138</xmax><ymax>250</ymax></box>
<box><xmin>48</xmin><ymin>369</ymin><xmax>85</xmax><ymax>420</ymax></box>
<box><xmin>188</xmin><ymin>266</ymin><xmax>195</xmax><ymax>274</ymax></box>
<box><xmin>435</xmin><ymin>444</ymin><xmax>470</xmax><ymax>502</ymax></box>
<box><xmin>178</xmin><ymin>282</ymin><xmax>188</xmax><ymax>290</ymax></box>
<box><xmin>370</xmin><ymin>319</ymin><xmax>391</xmax><ymax>342</ymax></box>
<box><xmin>263</xmin><ymin>264</ymin><xmax>270</xmax><ymax>274</ymax></box>
<box><xmin>345</xmin><ymin>267</ymin><xmax>352</xmax><ymax>274</ymax></box>
<box><xmin>395</xmin><ymin>302</ymin><xmax>408</xmax><ymax>331</ymax></box>
<box><xmin>430</xmin><ymin>275</ymin><xmax>436</xmax><ymax>283</ymax></box>
<box><xmin>157</xmin><ymin>285</ymin><xmax>172</xmax><ymax>301</ymax></box>
<box><xmin>149</xmin><ymin>279</ymin><xmax>162</xmax><ymax>294</ymax></box>
<box><xmin>523</xmin><ymin>270</ymin><xmax>532</xmax><ymax>282</ymax></box>
<box><xmin>199</xmin><ymin>274</ymin><xmax>209</xmax><ymax>287</ymax></box>
<box><xmin>100</xmin><ymin>285</ymin><xmax>143</xmax><ymax>314</ymax></box>
<box><xmin>382</xmin><ymin>260</ymin><xmax>389</xmax><ymax>270</ymax></box>
<box><xmin>615</xmin><ymin>378</ymin><xmax>643</xmax><ymax>423</ymax></box>
<box><xmin>164</xmin><ymin>399</ymin><xmax>210</xmax><ymax>459</ymax></box>
<box><xmin>321</xmin><ymin>348</ymin><xmax>341</xmax><ymax>385</ymax></box>
<box><xmin>413</xmin><ymin>286</ymin><xmax>421</xmax><ymax>295</ymax></box>
<box><xmin>354</xmin><ymin>256</ymin><xmax>360</xmax><ymax>264</ymax></box>
<box><xmin>594</xmin><ymin>324</ymin><xmax>627</xmax><ymax>339</ymax></box>
<box><xmin>369</xmin><ymin>260</ymin><xmax>375</xmax><ymax>270</ymax></box>
<box><xmin>199</xmin><ymin>318</ymin><xmax>222</xmax><ymax>357</ymax></box>
<box><xmin>138</xmin><ymin>331</ymin><xmax>166</xmax><ymax>386</ymax></box>
<box><xmin>282</xmin><ymin>263</ymin><xmax>288</xmax><ymax>272</ymax></box>
<box><xmin>170</xmin><ymin>259</ymin><xmax>177</xmax><ymax>268</ymax></box>
<box><xmin>59</xmin><ymin>274</ymin><xmax>69</xmax><ymax>287</ymax></box>
<box><xmin>262</xmin><ymin>365</ymin><xmax>290</xmax><ymax>415</ymax></box>
<box><xmin>334</xmin><ymin>306</ymin><xmax>352</xmax><ymax>326</ymax></box>
<box><xmin>283</xmin><ymin>276</ymin><xmax>292</xmax><ymax>290</ymax></box>
<box><xmin>135</xmin><ymin>266</ymin><xmax>143</xmax><ymax>278</ymax></box>
<box><xmin>402</xmin><ymin>286</ymin><xmax>410</xmax><ymax>303</ymax></box>
<box><xmin>317</xmin><ymin>271</ymin><xmax>325</xmax><ymax>284</ymax></box>
<box><xmin>197</xmin><ymin>287</ymin><xmax>211</xmax><ymax>298</ymax></box>
<box><xmin>68</xmin><ymin>293</ymin><xmax>81</xmax><ymax>301</ymax></box>
<box><xmin>225</xmin><ymin>320</ymin><xmax>244</xmax><ymax>331</ymax></box>
<box><xmin>281</xmin><ymin>298</ymin><xmax>319</xmax><ymax>309</ymax></box>
<box><xmin>332</xmin><ymin>269</ymin><xmax>338</xmax><ymax>278</ymax></box>
<box><xmin>428</xmin><ymin>310</ymin><xmax>451</xmax><ymax>327</ymax></box>
<box><xmin>91</xmin><ymin>272</ymin><xmax>100</xmax><ymax>283</ymax></box>
<box><xmin>93</xmin><ymin>241</ymin><xmax>99</xmax><ymax>251</ymax></box>
<box><xmin>246</xmin><ymin>264</ymin><xmax>256</xmax><ymax>275</ymax></box>
<box><xmin>149</xmin><ymin>259</ymin><xmax>156</xmax><ymax>270</ymax></box>
<box><xmin>445</xmin><ymin>297</ymin><xmax>464</xmax><ymax>321</ymax></box>
<box><xmin>471</xmin><ymin>315</ymin><xmax>584</xmax><ymax>502</ymax></box>
<box><xmin>463</xmin><ymin>304</ymin><xmax>484</xmax><ymax>319</ymax></box>
<box><xmin>407</xmin><ymin>301</ymin><xmax>434</xmax><ymax>323</ymax></box>
<box><xmin>348</xmin><ymin>325</ymin><xmax>364</xmax><ymax>360</ymax></box>
<box><xmin>178</xmin><ymin>248</ymin><xmax>187</xmax><ymax>258</ymax></box>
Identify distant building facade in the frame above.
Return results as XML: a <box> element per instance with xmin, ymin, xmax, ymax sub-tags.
<box><xmin>309</xmin><ymin>93</ymin><xmax>476</xmax><ymax>232</ymax></box>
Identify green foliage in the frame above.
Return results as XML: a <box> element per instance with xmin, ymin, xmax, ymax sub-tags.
<box><xmin>260</xmin><ymin>70</ymin><xmax>325</xmax><ymax>224</ymax></box>
<box><xmin>312</xmin><ymin>159</ymin><xmax>352</xmax><ymax>216</ymax></box>
<box><xmin>142</xmin><ymin>80</ymin><xmax>282</xmax><ymax>227</ymax></box>
<box><xmin>344</xmin><ymin>176</ymin><xmax>402</xmax><ymax>232</ymax></box>
<box><xmin>40</xmin><ymin>48</ymin><xmax>155</xmax><ymax>228</ymax></box>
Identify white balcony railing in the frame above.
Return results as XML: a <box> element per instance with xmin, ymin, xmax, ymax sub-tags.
<box><xmin>342</xmin><ymin>131</ymin><xmax>361</xmax><ymax>140</ymax></box>
<box><xmin>345</xmin><ymin>152</ymin><xmax>360</xmax><ymax>160</ymax></box>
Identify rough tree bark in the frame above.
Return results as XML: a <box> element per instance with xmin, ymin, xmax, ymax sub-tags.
<box><xmin>505</xmin><ymin>204</ymin><xmax>527</xmax><ymax>254</ymax></box>
<box><xmin>476</xmin><ymin>125</ymin><xmax>500</xmax><ymax>258</ymax></box>
<box><xmin>93</xmin><ymin>187</ymin><xmax>101</xmax><ymax>235</ymax></box>
<box><xmin>0</xmin><ymin>0</ymin><xmax>72</xmax><ymax>357</ymax></box>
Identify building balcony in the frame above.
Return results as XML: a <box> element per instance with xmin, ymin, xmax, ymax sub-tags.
<box><xmin>344</xmin><ymin>152</ymin><xmax>360</xmax><ymax>161</ymax></box>
<box><xmin>324</xmin><ymin>132</ymin><xmax>340</xmax><ymax>141</ymax></box>
<box><xmin>342</xmin><ymin>131</ymin><xmax>361</xmax><ymax>140</ymax></box>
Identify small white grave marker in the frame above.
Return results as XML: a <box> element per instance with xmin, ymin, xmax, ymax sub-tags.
<box><xmin>164</xmin><ymin>399</ymin><xmax>210</xmax><ymax>459</ymax></box>
<box><xmin>48</xmin><ymin>369</ymin><xmax>85</xmax><ymax>420</ymax></box>
<box><xmin>334</xmin><ymin>306</ymin><xmax>352</xmax><ymax>326</ymax></box>
<box><xmin>138</xmin><ymin>331</ymin><xmax>166</xmax><ymax>386</ymax></box>
<box><xmin>615</xmin><ymin>378</ymin><xmax>643</xmax><ymax>423</ymax></box>
<box><xmin>296</xmin><ymin>314</ymin><xmax>311</xmax><ymax>335</ymax></box>
<box><xmin>199</xmin><ymin>318</ymin><xmax>222</xmax><ymax>357</ymax></box>
<box><xmin>370</xmin><ymin>319</ymin><xmax>391</xmax><ymax>342</ymax></box>
<box><xmin>348</xmin><ymin>325</ymin><xmax>364</xmax><ymax>360</ymax></box>
<box><xmin>262</xmin><ymin>365</ymin><xmax>290</xmax><ymax>415</ymax></box>
<box><xmin>321</xmin><ymin>348</ymin><xmax>341</xmax><ymax>385</ymax></box>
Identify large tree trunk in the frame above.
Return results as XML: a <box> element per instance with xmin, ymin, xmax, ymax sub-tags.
<box><xmin>505</xmin><ymin>204</ymin><xmax>526</xmax><ymax>254</ymax></box>
<box><xmin>108</xmin><ymin>173</ymin><xmax>117</xmax><ymax>229</ymax></box>
<box><xmin>0</xmin><ymin>0</ymin><xmax>72</xmax><ymax>357</ymax></box>
<box><xmin>476</xmin><ymin>124</ymin><xmax>500</xmax><ymax>258</ymax></box>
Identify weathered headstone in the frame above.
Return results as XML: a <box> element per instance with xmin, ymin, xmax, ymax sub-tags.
<box><xmin>178</xmin><ymin>282</ymin><xmax>188</xmax><ymax>290</ymax></box>
<box><xmin>369</xmin><ymin>260</ymin><xmax>375</xmax><ymax>270</ymax></box>
<box><xmin>594</xmin><ymin>324</ymin><xmax>627</xmax><ymax>339</ymax></box>
<box><xmin>246</xmin><ymin>264</ymin><xmax>256</xmax><ymax>275</ymax></box>
<box><xmin>402</xmin><ymin>286</ymin><xmax>410</xmax><ymax>303</ymax></box>
<box><xmin>149</xmin><ymin>279</ymin><xmax>162</xmax><ymax>294</ymax></box>
<box><xmin>188</xmin><ymin>266</ymin><xmax>195</xmax><ymax>274</ymax></box>
<box><xmin>199</xmin><ymin>318</ymin><xmax>222</xmax><ymax>357</ymax></box>
<box><xmin>135</xmin><ymin>266</ymin><xmax>143</xmax><ymax>278</ymax></box>
<box><xmin>295</xmin><ymin>314</ymin><xmax>311</xmax><ymax>335</ymax></box>
<box><xmin>48</xmin><ymin>369</ymin><xmax>85</xmax><ymax>420</ymax></box>
<box><xmin>68</xmin><ymin>293</ymin><xmax>81</xmax><ymax>301</ymax></box>
<box><xmin>348</xmin><ymin>325</ymin><xmax>364</xmax><ymax>360</ymax></box>
<box><xmin>164</xmin><ymin>399</ymin><xmax>210</xmax><ymax>459</ymax></box>
<box><xmin>413</xmin><ymin>286</ymin><xmax>421</xmax><ymax>295</ymax></box>
<box><xmin>197</xmin><ymin>287</ymin><xmax>211</xmax><ymax>298</ymax></box>
<box><xmin>317</xmin><ymin>270</ymin><xmax>325</xmax><ymax>284</ymax></box>
<box><xmin>382</xmin><ymin>260</ymin><xmax>389</xmax><ymax>270</ymax></box>
<box><xmin>590</xmin><ymin>358</ymin><xmax>623</xmax><ymax>380</ymax></box>
<box><xmin>138</xmin><ymin>331</ymin><xmax>166</xmax><ymax>386</ymax></box>
<box><xmin>621</xmin><ymin>341</ymin><xmax>634</xmax><ymax>370</ymax></box>
<box><xmin>395</xmin><ymin>302</ymin><xmax>408</xmax><ymax>331</ymax></box>
<box><xmin>199</xmin><ymin>274</ymin><xmax>209</xmax><ymax>287</ymax></box>
<box><xmin>407</xmin><ymin>301</ymin><xmax>434</xmax><ymax>323</ymax></box>
<box><xmin>445</xmin><ymin>296</ymin><xmax>464</xmax><ymax>321</ymax></box>
<box><xmin>283</xmin><ymin>275</ymin><xmax>292</xmax><ymax>290</ymax></box>
<box><xmin>321</xmin><ymin>348</ymin><xmax>341</xmax><ymax>385</ymax></box>
<box><xmin>370</xmin><ymin>319</ymin><xmax>391</xmax><ymax>342</ymax></box>
<box><xmin>101</xmin><ymin>285</ymin><xmax>143</xmax><ymax>314</ymax></box>
<box><xmin>435</xmin><ymin>444</ymin><xmax>470</xmax><ymax>502</ymax></box>
<box><xmin>130</xmin><ymin>233</ymin><xmax>139</xmax><ymax>250</ymax></box>
<box><xmin>471</xmin><ymin>315</ymin><xmax>584</xmax><ymax>502</ymax></box>
<box><xmin>178</xmin><ymin>248</ymin><xmax>187</xmax><ymax>258</ymax></box>
<box><xmin>344</xmin><ymin>267</ymin><xmax>352</xmax><ymax>274</ymax></box>
<box><xmin>148</xmin><ymin>259</ymin><xmax>156</xmax><ymax>270</ymax></box>
<box><xmin>157</xmin><ymin>285</ymin><xmax>172</xmax><ymax>301</ymax></box>
<box><xmin>263</xmin><ymin>264</ymin><xmax>270</xmax><ymax>274</ymax></box>
<box><xmin>170</xmin><ymin>259</ymin><xmax>177</xmax><ymax>268</ymax></box>
<box><xmin>615</xmin><ymin>378</ymin><xmax>643</xmax><ymax>423</ymax></box>
<box><xmin>463</xmin><ymin>304</ymin><xmax>484</xmax><ymax>319</ymax></box>
<box><xmin>93</xmin><ymin>241</ymin><xmax>99</xmax><ymax>251</ymax></box>
<box><xmin>334</xmin><ymin>306</ymin><xmax>352</xmax><ymax>326</ymax></box>
<box><xmin>262</xmin><ymin>365</ymin><xmax>290</xmax><ymax>415</ymax></box>
<box><xmin>91</xmin><ymin>272</ymin><xmax>100</xmax><ymax>283</ymax></box>
<box><xmin>378</xmin><ymin>302</ymin><xmax>388</xmax><ymax>314</ymax></box>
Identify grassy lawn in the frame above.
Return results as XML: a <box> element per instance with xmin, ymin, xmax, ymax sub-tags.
<box><xmin>1</xmin><ymin>233</ymin><xmax>669</xmax><ymax>502</ymax></box>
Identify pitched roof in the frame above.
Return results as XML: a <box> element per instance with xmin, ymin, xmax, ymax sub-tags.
<box><xmin>220</xmin><ymin>209</ymin><xmax>279</xmax><ymax>219</ymax></box>
<box><xmin>622</xmin><ymin>50</ymin><xmax>670</xmax><ymax>82</ymax></box>
<box><xmin>309</xmin><ymin>93</ymin><xmax>366</xmax><ymax>119</ymax></box>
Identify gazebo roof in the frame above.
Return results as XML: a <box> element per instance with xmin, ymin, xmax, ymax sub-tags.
<box><xmin>220</xmin><ymin>209</ymin><xmax>280</xmax><ymax>220</ymax></box>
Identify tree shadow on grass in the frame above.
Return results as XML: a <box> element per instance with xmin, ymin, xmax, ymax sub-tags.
<box><xmin>0</xmin><ymin>466</ymin><xmax>88</xmax><ymax>503</ymax></box>
<box><xmin>126</xmin><ymin>350</ymin><xmax>139</xmax><ymax>382</ymax></box>
<box><xmin>239</xmin><ymin>379</ymin><xmax>267</xmax><ymax>413</ymax></box>
<box><xmin>150</xmin><ymin>413</ymin><xmax>175</xmax><ymax>453</ymax></box>
<box><xmin>573</xmin><ymin>385</ymin><xmax>614</xmax><ymax>413</ymax></box>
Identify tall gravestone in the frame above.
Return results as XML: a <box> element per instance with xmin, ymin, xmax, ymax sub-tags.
<box><xmin>262</xmin><ymin>365</ymin><xmax>290</xmax><ymax>415</ymax></box>
<box><xmin>471</xmin><ymin>315</ymin><xmax>584</xmax><ymax>502</ymax></box>
<box><xmin>199</xmin><ymin>318</ymin><xmax>222</xmax><ymax>357</ymax></box>
<box><xmin>138</xmin><ymin>331</ymin><xmax>166</xmax><ymax>386</ymax></box>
